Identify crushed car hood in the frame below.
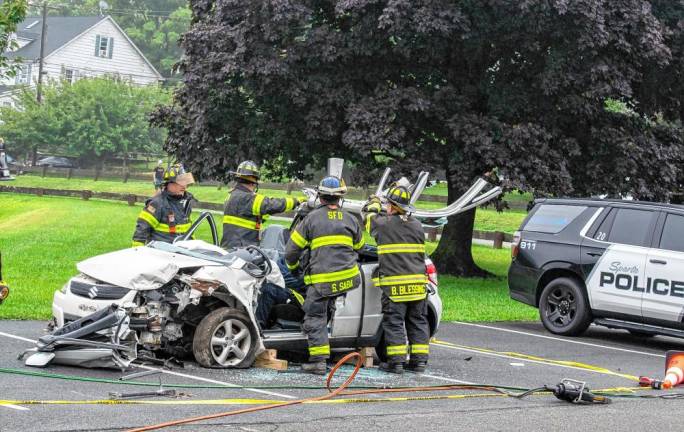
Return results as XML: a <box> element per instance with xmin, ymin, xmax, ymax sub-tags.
<box><xmin>77</xmin><ymin>246</ymin><xmax>221</xmax><ymax>290</ymax></box>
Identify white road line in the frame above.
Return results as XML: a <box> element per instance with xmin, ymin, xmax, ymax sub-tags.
<box><xmin>452</xmin><ymin>321</ymin><xmax>665</xmax><ymax>358</ymax></box>
<box><xmin>422</xmin><ymin>373</ymin><xmax>474</xmax><ymax>385</ymax></box>
<box><xmin>430</xmin><ymin>342</ymin><xmax>631</xmax><ymax>377</ymax></box>
<box><xmin>0</xmin><ymin>331</ymin><xmax>37</xmax><ymax>343</ymax></box>
<box><xmin>136</xmin><ymin>365</ymin><xmax>295</xmax><ymax>399</ymax></box>
<box><xmin>0</xmin><ymin>403</ymin><xmax>30</xmax><ymax>411</ymax></box>
<box><xmin>0</xmin><ymin>331</ymin><xmax>295</xmax><ymax>400</ymax></box>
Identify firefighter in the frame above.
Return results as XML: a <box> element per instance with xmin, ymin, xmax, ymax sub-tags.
<box><xmin>153</xmin><ymin>160</ymin><xmax>165</xmax><ymax>191</ymax></box>
<box><xmin>221</xmin><ymin>160</ymin><xmax>305</xmax><ymax>249</ymax></box>
<box><xmin>132</xmin><ymin>164</ymin><xmax>195</xmax><ymax>246</ymax></box>
<box><xmin>364</xmin><ymin>186</ymin><xmax>430</xmax><ymax>374</ymax></box>
<box><xmin>284</xmin><ymin>176</ymin><xmax>365</xmax><ymax>375</ymax></box>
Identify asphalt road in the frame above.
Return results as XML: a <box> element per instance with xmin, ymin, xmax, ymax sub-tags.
<box><xmin>2</xmin><ymin>320</ymin><xmax>684</xmax><ymax>432</ymax></box>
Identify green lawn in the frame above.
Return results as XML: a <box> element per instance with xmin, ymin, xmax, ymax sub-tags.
<box><xmin>11</xmin><ymin>175</ymin><xmax>526</xmax><ymax>233</ymax></box>
<box><xmin>0</xmin><ymin>193</ymin><xmax>536</xmax><ymax>321</ymax></box>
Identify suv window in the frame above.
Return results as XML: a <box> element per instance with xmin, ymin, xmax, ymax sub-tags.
<box><xmin>659</xmin><ymin>213</ymin><xmax>684</xmax><ymax>253</ymax></box>
<box><xmin>607</xmin><ymin>208</ymin><xmax>655</xmax><ymax>247</ymax></box>
<box><xmin>524</xmin><ymin>205</ymin><xmax>587</xmax><ymax>234</ymax></box>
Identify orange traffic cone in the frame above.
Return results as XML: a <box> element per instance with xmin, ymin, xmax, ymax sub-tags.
<box><xmin>662</xmin><ymin>351</ymin><xmax>684</xmax><ymax>389</ymax></box>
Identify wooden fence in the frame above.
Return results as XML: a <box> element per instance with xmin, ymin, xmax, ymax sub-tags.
<box><xmin>1</xmin><ymin>185</ymin><xmax>513</xmax><ymax>247</ymax></box>
<box><xmin>17</xmin><ymin>166</ymin><xmax>528</xmax><ymax>209</ymax></box>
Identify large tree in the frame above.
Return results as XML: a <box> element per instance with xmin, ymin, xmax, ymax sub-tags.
<box><xmin>155</xmin><ymin>0</ymin><xmax>683</xmax><ymax>276</ymax></box>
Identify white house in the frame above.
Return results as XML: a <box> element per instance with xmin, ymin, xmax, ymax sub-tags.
<box><xmin>0</xmin><ymin>15</ymin><xmax>163</xmax><ymax>107</ymax></box>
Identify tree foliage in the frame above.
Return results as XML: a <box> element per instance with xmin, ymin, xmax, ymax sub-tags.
<box><xmin>156</xmin><ymin>0</ymin><xmax>683</xmax><ymax>276</ymax></box>
<box><xmin>0</xmin><ymin>78</ymin><xmax>170</xmax><ymax>165</ymax></box>
<box><xmin>0</xmin><ymin>0</ymin><xmax>27</xmax><ymax>79</ymax></box>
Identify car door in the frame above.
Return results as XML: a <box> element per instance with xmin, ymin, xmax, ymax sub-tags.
<box><xmin>642</xmin><ymin>212</ymin><xmax>684</xmax><ymax>326</ymax></box>
<box><xmin>330</xmin><ymin>263</ymin><xmax>382</xmax><ymax>338</ymax></box>
<box><xmin>582</xmin><ymin>207</ymin><xmax>657</xmax><ymax>319</ymax></box>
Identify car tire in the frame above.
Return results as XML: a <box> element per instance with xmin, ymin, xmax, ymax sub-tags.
<box><xmin>539</xmin><ymin>277</ymin><xmax>592</xmax><ymax>336</ymax></box>
<box><xmin>193</xmin><ymin>307</ymin><xmax>258</xmax><ymax>368</ymax></box>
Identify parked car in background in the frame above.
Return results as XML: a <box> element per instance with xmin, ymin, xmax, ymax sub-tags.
<box><xmin>6</xmin><ymin>154</ymin><xmax>25</xmax><ymax>173</ymax></box>
<box><xmin>36</xmin><ymin>156</ymin><xmax>77</xmax><ymax>168</ymax></box>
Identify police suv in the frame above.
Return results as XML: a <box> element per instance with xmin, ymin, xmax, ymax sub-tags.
<box><xmin>509</xmin><ymin>198</ymin><xmax>684</xmax><ymax>338</ymax></box>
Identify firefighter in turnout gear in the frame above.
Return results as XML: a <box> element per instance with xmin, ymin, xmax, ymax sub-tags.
<box><xmin>364</xmin><ymin>185</ymin><xmax>430</xmax><ymax>374</ymax></box>
<box><xmin>153</xmin><ymin>160</ymin><xmax>165</xmax><ymax>191</ymax></box>
<box><xmin>132</xmin><ymin>164</ymin><xmax>195</xmax><ymax>246</ymax></box>
<box><xmin>221</xmin><ymin>160</ymin><xmax>305</xmax><ymax>249</ymax></box>
<box><xmin>284</xmin><ymin>176</ymin><xmax>365</xmax><ymax>375</ymax></box>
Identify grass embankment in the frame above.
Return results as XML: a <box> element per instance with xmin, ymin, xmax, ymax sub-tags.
<box><xmin>0</xmin><ymin>194</ymin><xmax>536</xmax><ymax>321</ymax></box>
<box><xmin>11</xmin><ymin>175</ymin><xmax>527</xmax><ymax>233</ymax></box>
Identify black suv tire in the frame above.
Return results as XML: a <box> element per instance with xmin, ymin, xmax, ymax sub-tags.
<box><xmin>539</xmin><ymin>277</ymin><xmax>592</xmax><ymax>336</ymax></box>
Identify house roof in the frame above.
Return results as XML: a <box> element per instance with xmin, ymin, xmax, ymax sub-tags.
<box><xmin>7</xmin><ymin>16</ymin><xmax>105</xmax><ymax>61</ymax></box>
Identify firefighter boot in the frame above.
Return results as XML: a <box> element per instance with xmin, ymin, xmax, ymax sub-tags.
<box><xmin>405</xmin><ymin>361</ymin><xmax>427</xmax><ymax>373</ymax></box>
<box><xmin>379</xmin><ymin>361</ymin><xmax>404</xmax><ymax>375</ymax></box>
<box><xmin>301</xmin><ymin>361</ymin><xmax>327</xmax><ymax>375</ymax></box>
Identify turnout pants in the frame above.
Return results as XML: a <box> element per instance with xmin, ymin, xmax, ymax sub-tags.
<box><xmin>381</xmin><ymin>294</ymin><xmax>430</xmax><ymax>363</ymax></box>
<box><xmin>302</xmin><ymin>286</ymin><xmax>338</xmax><ymax>361</ymax></box>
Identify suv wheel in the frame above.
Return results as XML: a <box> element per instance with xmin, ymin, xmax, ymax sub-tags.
<box><xmin>539</xmin><ymin>277</ymin><xmax>592</xmax><ymax>336</ymax></box>
<box><xmin>193</xmin><ymin>307</ymin><xmax>258</xmax><ymax>368</ymax></box>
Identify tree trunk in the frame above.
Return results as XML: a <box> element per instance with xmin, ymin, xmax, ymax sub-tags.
<box><xmin>430</xmin><ymin>180</ymin><xmax>493</xmax><ymax>278</ymax></box>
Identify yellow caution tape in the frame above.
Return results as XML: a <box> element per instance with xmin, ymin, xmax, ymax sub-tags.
<box><xmin>431</xmin><ymin>339</ymin><xmax>640</xmax><ymax>382</ymax></box>
<box><xmin>0</xmin><ymin>393</ymin><xmax>509</xmax><ymax>407</ymax></box>
<box><xmin>0</xmin><ymin>386</ymin><xmax>654</xmax><ymax>408</ymax></box>
<box><xmin>0</xmin><ymin>399</ymin><xmax>279</xmax><ymax>406</ymax></box>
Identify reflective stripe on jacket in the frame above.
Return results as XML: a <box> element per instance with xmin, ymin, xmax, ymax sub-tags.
<box><xmin>366</xmin><ymin>212</ymin><xmax>427</xmax><ymax>302</ymax></box>
<box><xmin>220</xmin><ymin>183</ymin><xmax>297</xmax><ymax>249</ymax></box>
<box><xmin>132</xmin><ymin>190</ymin><xmax>194</xmax><ymax>246</ymax></box>
<box><xmin>284</xmin><ymin>205</ymin><xmax>364</xmax><ymax>296</ymax></box>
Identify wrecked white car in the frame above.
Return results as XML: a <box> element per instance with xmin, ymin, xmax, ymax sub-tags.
<box><xmin>27</xmin><ymin>169</ymin><xmax>500</xmax><ymax>370</ymax></box>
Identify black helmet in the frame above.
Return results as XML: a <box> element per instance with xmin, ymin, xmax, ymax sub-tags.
<box><xmin>317</xmin><ymin>176</ymin><xmax>347</xmax><ymax>197</ymax></box>
<box><xmin>386</xmin><ymin>185</ymin><xmax>415</xmax><ymax>213</ymax></box>
<box><xmin>163</xmin><ymin>163</ymin><xmax>195</xmax><ymax>186</ymax></box>
<box><xmin>230</xmin><ymin>160</ymin><xmax>260</xmax><ymax>183</ymax></box>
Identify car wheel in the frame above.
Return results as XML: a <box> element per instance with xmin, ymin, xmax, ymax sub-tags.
<box><xmin>539</xmin><ymin>277</ymin><xmax>592</xmax><ymax>336</ymax></box>
<box><xmin>192</xmin><ymin>307</ymin><xmax>258</xmax><ymax>368</ymax></box>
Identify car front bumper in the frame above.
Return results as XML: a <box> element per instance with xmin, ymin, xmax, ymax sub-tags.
<box><xmin>52</xmin><ymin>288</ymin><xmax>137</xmax><ymax>327</ymax></box>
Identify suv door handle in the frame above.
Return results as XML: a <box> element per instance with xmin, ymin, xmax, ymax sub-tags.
<box><xmin>650</xmin><ymin>259</ymin><xmax>667</xmax><ymax>265</ymax></box>
<box><xmin>586</xmin><ymin>252</ymin><xmax>603</xmax><ymax>257</ymax></box>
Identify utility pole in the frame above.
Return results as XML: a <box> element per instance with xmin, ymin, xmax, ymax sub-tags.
<box><xmin>36</xmin><ymin>2</ymin><xmax>47</xmax><ymax>103</ymax></box>
<box><xmin>32</xmin><ymin>2</ymin><xmax>47</xmax><ymax>166</ymax></box>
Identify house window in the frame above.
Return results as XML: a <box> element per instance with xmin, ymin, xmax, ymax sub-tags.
<box><xmin>14</xmin><ymin>65</ymin><xmax>31</xmax><ymax>84</ymax></box>
<box><xmin>3</xmin><ymin>101</ymin><xmax>12</xmax><ymax>107</ymax></box>
<box><xmin>95</xmin><ymin>35</ymin><xmax>114</xmax><ymax>58</ymax></box>
<box><xmin>64</xmin><ymin>68</ymin><xmax>77</xmax><ymax>83</ymax></box>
